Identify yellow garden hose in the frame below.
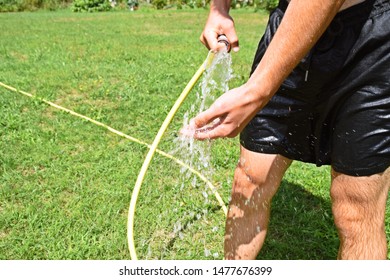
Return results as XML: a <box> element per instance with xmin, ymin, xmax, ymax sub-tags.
<box><xmin>127</xmin><ymin>51</ymin><xmax>219</xmax><ymax>260</ymax></box>
<box><xmin>0</xmin><ymin>52</ymin><xmax>227</xmax><ymax>260</ymax></box>
<box><xmin>0</xmin><ymin>79</ymin><xmax>227</xmax><ymax>205</ymax></box>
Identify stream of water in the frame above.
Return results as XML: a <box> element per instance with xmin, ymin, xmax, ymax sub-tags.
<box><xmin>168</xmin><ymin>50</ymin><xmax>234</xmax><ymax>258</ymax></box>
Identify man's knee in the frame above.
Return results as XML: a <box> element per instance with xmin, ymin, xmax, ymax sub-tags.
<box><xmin>232</xmin><ymin>150</ymin><xmax>291</xmax><ymax>198</ymax></box>
<box><xmin>330</xmin><ymin>168</ymin><xmax>389</xmax><ymax>259</ymax></box>
<box><xmin>330</xmin><ymin>168</ymin><xmax>389</xmax><ymax>234</ymax></box>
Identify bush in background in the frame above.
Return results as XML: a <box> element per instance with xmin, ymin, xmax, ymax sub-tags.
<box><xmin>0</xmin><ymin>0</ymin><xmax>72</xmax><ymax>11</ymax></box>
<box><xmin>71</xmin><ymin>0</ymin><xmax>112</xmax><ymax>12</ymax></box>
<box><xmin>151</xmin><ymin>0</ymin><xmax>165</xmax><ymax>9</ymax></box>
<box><xmin>255</xmin><ymin>0</ymin><xmax>277</xmax><ymax>11</ymax></box>
<box><xmin>153</xmin><ymin>0</ymin><xmax>278</xmax><ymax>11</ymax></box>
<box><xmin>0</xmin><ymin>0</ymin><xmax>278</xmax><ymax>12</ymax></box>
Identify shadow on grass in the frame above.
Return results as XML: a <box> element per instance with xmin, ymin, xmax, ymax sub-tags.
<box><xmin>256</xmin><ymin>180</ymin><xmax>339</xmax><ymax>260</ymax></box>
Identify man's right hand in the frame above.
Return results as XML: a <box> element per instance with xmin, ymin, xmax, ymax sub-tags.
<box><xmin>200</xmin><ymin>1</ymin><xmax>239</xmax><ymax>52</ymax></box>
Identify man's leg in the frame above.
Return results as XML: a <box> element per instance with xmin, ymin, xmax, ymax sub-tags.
<box><xmin>330</xmin><ymin>167</ymin><xmax>390</xmax><ymax>259</ymax></box>
<box><xmin>224</xmin><ymin>146</ymin><xmax>292</xmax><ymax>260</ymax></box>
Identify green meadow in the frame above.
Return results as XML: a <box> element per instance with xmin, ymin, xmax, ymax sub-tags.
<box><xmin>0</xmin><ymin>8</ymin><xmax>389</xmax><ymax>260</ymax></box>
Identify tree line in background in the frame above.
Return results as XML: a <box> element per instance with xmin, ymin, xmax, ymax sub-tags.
<box><xmin>0</xmin><ymin>0</ymin><xmax>278</xmax><ymax>12</ymax></box>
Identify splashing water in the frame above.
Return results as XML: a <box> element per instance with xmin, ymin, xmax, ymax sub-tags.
<box><xmin>173</xmin><ymin>50</ymin><xmax>233</xmax><ymax>182</ymax></box>
<box><xmin>138</xmin><ymin>51</ymin><xmax>235</xmax><ymax>260</ymax></box>
<box><xmin>169</xmin><ymin>50</ymin><xmax>234</xmax><ymax>258</ymax></box>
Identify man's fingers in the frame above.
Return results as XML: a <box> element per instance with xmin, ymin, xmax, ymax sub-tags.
<box><xmin>225</xmin><ymin>30</ymin><xmax>239</xmax><ymax>52</ymax></box>
<box><xmin>199</xmin><ymin>33</ymin><xmax>211</xmax><ymax>49</ymax></box>
<box><xmin>193</xmin><ymin>108</ymin><xmax>220</xmax><ymax>129</ymax></box>
<box><xmin>200</xmin><ymin>30</ymin><xmax>219</xmax><ymax>51</ymax></box>
<box><xmin>179</xmin><ymin>106</ymin><xmax>226</xmax><ymax>138</ymax></box>
<box><xmin>193</xmin><ymin>122</ymin><xmax>238</xmax><ymax>140</ymax></box>
<box><xmin>200</xmin><ymin>27</ymin><xmax>239</xmax><ymax>53</ymax></box>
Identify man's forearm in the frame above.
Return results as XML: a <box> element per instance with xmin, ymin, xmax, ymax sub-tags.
<box><xmin>248</xmin><ymin>0</ymin><xmax>346</xmax><ymax>102</ymax></box>
<box><xmin>210</xmin><ymin>0</ymin><xmax>231</xmax><ymax>15</ymax></box>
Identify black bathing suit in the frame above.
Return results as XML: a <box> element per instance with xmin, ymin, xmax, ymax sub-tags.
<box><xmin>240</xmin><ymin>0</ymin><xmax>390</xmax><ymax>176</ymax></box>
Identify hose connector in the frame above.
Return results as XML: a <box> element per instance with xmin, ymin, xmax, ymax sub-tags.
<box><xmin>217</xmin><ymin>34</ymin><xmax>231</xmax><ymax>52</ymax></box>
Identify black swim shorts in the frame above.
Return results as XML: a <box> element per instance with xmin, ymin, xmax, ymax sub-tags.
<box><xmin>240</xmin><ymin>0</ymin><xmax>390</xmax><ymax>176</ymax></box>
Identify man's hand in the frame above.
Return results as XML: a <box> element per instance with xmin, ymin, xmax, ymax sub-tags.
<box><xmin>180</xmin><ymin>83</ymin><xmax>270</xmax><ymax>140</ymax></box>
<box><xmin>200</xmin><ymin>0</ymin><xmax>239</xmax><ymax>52</ymax></box>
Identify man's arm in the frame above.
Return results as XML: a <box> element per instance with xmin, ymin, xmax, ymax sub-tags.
<box><xmin>182</xmin><ymin>0</ymin><xmax>346</xmax><ymax>140</ymax></box>
<box><xmin>247</xmin><ymin>0</ymin><xmax>345</xmax><ymax>101</ymax></box>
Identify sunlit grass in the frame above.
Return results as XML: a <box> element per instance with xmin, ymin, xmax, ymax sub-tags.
<box><xmin>0</xmin><ymin>8</ymin><xmax>388</xmax><ymax>260</ymax></box>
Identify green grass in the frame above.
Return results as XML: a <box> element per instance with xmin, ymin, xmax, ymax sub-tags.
<box><xmin>0</xmin><ymin>8</ymin><xmax>389</xmax><ymax>260</ymax></box>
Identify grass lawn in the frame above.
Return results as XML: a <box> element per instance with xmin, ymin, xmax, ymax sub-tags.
<box><xmin>0</xmin><ymin>7</ymin><xmax>389</xmax><ymax>260</ymax></box>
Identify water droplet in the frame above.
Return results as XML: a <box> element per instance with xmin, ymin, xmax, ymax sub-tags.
<box><xmin>204</xmin><ymin>249</ymin><xmax>211</xmax><ymax>257</ymax></box>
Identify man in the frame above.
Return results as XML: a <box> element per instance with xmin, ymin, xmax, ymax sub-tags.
<box><xmin>181</xmin><ymin>0</ymin><xmax>390</xmax><ymax>259</ymax></box>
